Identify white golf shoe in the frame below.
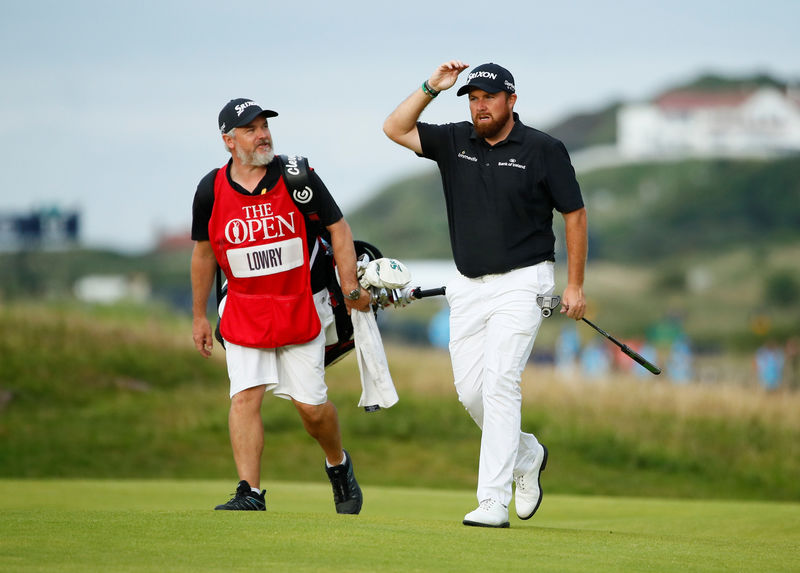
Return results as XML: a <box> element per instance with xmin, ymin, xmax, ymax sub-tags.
<box><xmin>462</xmin><ymin>498</ymin><xmax>510</xmax><ymax>528</ymax></box>
<box><xmin>514</xmin><ymin>443</ymin><xmax>548</xmax><ymax>520</ymax></box>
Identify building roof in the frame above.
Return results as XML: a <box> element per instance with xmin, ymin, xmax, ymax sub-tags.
<box><xmin>155</xmin><ymin>231</ymin><xmax>193</xmax><ymax>251</ymax></box>
<box><xmin>655</xmin><ymin>90</ymin><xmax>756</xmax><ymax>110</ymax></box>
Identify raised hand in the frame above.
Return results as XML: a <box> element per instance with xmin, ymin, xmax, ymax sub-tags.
<box><xmin>428</xmin><ymin>60</ymin><xmax>470</xmax><ymax>92</ymax></box>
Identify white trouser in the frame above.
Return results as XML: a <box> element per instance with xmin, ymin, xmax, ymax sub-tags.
<box><xmin>446</xmin><ymin>262</ymin><xmax>555</xmax><ymax>506</ymax></box>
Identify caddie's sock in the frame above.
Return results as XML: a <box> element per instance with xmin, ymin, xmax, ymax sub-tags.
<box><xmin>325</xmin><ymin>451</ymin><xmax>346</xmax><ymax>468</ymax></box>
<box><xmin>251</xmin><ymin>487</ymin><xmax>261</xmax><ymax>495</ymax></box>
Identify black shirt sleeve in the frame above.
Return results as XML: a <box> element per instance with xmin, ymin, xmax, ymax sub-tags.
<box><xmin>543</xmin><ymin>139</ymin><xmax>584</xmax><ymax>214</ymax></box>
<box><xmin>417</xmin><ymin>121</ymin><xmax>452</xmax><ymax>161</ymax></box>
<box><xmin>190</xmin><ymin>168</ymin><xmax>218</xmax><ymax>241</ymax></box>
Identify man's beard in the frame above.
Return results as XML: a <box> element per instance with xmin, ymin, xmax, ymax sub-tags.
<box><xmin>473</xmin><ymin>107</ymin><xmax>512</xmax><ymax>139</ymax></box>
<box><xmin>237</xmin><ymin>142</ymin><xmax>275</xmax><ymax>166</ymax></box>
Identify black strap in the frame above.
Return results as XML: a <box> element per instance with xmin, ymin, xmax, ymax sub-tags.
<box><xmin>214</xmin><ymin>265</ymin><xmax>225</xmax><ymax>347</ymax></box>
<box><xmin>279</xmin><ymin>154</ymin><xmax>312</xmax><ymax>203</ymax></box>
<box><xmin>215</xmin><ymin>266</ymin><xmax>223</xmax><ymax>307</ymax></box>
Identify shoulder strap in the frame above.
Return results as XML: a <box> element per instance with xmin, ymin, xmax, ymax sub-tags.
<box><xmin>279</xmin><ymin>154</ymin><xmax>316</xmax><ymax>210</ymax></box>
<box><xmin>279</xmin><ymin>152</ymin><xmax>329</xmax><ymax>241</ymax></box>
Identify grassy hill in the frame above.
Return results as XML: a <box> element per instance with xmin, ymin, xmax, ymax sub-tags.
<box><xmin>2</xmin><ymin>158</ymin><xmax>799</xmax><ymax>352</ymax></box>
<box><xmin>347</xmin><ymin>156</ymin><xmax>800</xmax><ymax>263</ymax></box>
<box><xmin>544</xmin><ymin>102</ymin><xmax>621</xmax><ymax>151</ymax></box>
<box><xmin>579</xmin><ymin>156</ymin><xmax>800</xmax><ymax>260</ymax></box>
<box><xmin>345</xmin><ymin>156</ymin><xmax>800</xmax><ymax>351</ymax></box>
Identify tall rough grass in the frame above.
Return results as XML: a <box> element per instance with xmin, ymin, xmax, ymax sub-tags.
<box><xmin>1</xmin><ymin>302</ymin><xmax>798</xmax><ymax>500</ymax></box>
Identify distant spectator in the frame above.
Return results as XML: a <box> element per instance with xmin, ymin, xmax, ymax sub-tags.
<box><xmin>581</xmin><ymin>340</ymin><xmax>611</xmax><ymax>380</ymax></box>
<box><xmin>555</xmin><ymin>324</ymin><xmax>581</xmax><ymax>378</ymax></box>
<box><xmin>633</xmin><ymin>342</ymin><xmax>659</xmax><ymax>380</ymax></box>
<box><xmin>428</xmin><ymin>306</ymin><xmax>451</xmax><ymax>350</ymax></box>
<box><xmin>666</xmin><ymin>336</ymin><xmax>693</xmax><ymax>384</ymax></box>
<box><xmin>647</xmin><ymin>313</ymin><xmax>686</xmax><ymax>347</ymax></box>
<box><xmin>755</xmin><ymin>341</ymin><xmax>784</xmax><ymax>391</ymax></box>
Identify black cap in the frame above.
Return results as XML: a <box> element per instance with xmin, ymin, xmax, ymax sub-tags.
<box><xmin>456</xmin><ymin>63</ymin><xmax>516</xmax><ymax>97</ymax></box>
<box><xmin>218</xmin><ymin>98</ymin><xmax>278</xmax><ymax>134</ymax></box>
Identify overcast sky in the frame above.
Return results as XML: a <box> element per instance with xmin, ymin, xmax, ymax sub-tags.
<box><xmin>1</xmin><ymin>0</ymin><xmax>798</xmax><ymax>252</ymax></box>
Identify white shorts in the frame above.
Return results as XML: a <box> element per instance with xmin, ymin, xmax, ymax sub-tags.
<box><xmin>224</xmin><ymin>289</ymin><xmax>335</xmax><ymax>404</ymax></box>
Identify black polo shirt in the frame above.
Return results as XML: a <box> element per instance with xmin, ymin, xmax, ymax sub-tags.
<box><xmin>418</xmin><ymin>113</ymin><xmax>584</xmax><ymax>278</ymax></box>
<box><xmin>191</xmin><ymin>156</ymin><xmax>343</xmax><ymax>292</ymax></box>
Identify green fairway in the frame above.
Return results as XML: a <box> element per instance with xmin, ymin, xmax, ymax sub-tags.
<box><xmin>1</xmin><ymin>480</ymin><xmax>797</xmax><ymax>572</ymax></box>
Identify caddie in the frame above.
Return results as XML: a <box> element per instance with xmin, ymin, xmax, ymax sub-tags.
<box><xmin>191</xmin><ymin>98</ymin><xmax>369</xmax><ymax>514</ymax></box>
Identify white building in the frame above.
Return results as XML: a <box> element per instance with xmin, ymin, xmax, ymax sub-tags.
<box><xmin>73</xmin><ymin>274</ymin><xmax>151</xmax><ymax>304</ymax></box>
<box><xmin>617</xmin><ymin>86</ymin><xmax>800</xmax><ymax>158</ymax></box>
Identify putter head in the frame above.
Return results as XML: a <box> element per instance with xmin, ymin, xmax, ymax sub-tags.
<box><xmin>536</xmin><ymin>294</ymin><xmax>561</xmax><ymax>318</ymax></box>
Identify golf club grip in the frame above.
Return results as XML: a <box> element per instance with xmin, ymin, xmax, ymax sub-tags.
<box><xmin>619</xmin><ymin>344</ymin><xmax>662</xmax><ymax>375</ymax></box>
<box><xmin>412</xmin><ymin>286</ymin><xmax>446</xmax><ymax>299</ymax></box>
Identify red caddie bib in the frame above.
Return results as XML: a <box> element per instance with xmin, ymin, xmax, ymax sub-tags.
<box><xmin>209</xmin><ymin>165</ymin><xmax>321</xmax><ymax>348</ymax></box>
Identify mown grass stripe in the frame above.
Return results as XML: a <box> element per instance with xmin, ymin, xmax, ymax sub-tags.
<box><xmin>1</xmin><ymin>480</ymin><xmax>798</xmax><ymax>572</ymax></box>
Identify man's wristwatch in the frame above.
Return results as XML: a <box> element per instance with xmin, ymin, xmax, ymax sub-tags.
<box><xmin>346</xmin><ymin>288</ymin><xmax>361</xmax><ymax>301</ymax></box>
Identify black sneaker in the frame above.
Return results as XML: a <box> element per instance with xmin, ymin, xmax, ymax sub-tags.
<box><xmin>325</xmin><ymin>450</ymin><xmax>363</xmax><ymax>514</ymax></box>
<box><xmin>214</xmin><ymin>480</ymin><xmax>266</xmax><ymax>511</ymax></box>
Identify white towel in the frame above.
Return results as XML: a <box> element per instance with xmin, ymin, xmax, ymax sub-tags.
<box><xmin>351</xmin><ymin>309</ymin><xmax>398</xmax><ymax>411</ymax></box>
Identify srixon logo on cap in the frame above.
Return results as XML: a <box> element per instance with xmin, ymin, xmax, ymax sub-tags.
<box><xmin>234</xmin><ymin>101</ymin><xmax>258</xmax><ymax>116</ymax></box>
<box><xmin>468</xmin><ymin>71</ymin><xmax>498</xmax><ymax>80</ymax></box>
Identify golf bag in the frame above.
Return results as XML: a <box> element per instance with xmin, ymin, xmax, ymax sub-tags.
<box><xmin>214</xmin><ymin>239</ymin><xmax>382</xmax><ymax>367</ymax></box>
<box><xmin>320</xmin><ymin>239</ymin><xmax>383</xmax><ymax>367</ymax></box>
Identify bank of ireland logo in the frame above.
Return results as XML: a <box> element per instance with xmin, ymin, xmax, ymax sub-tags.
<box><xmin>293</xmin><ymin>185</ymin><xmax>313</xmax><ymax>204</ymax></box>
<box><xmin>225</xmin><ymin>219</ymin><xmax>248</xmax><ymax>244</ymax></box>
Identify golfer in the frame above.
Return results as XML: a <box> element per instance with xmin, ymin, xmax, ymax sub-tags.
<box><xmin>191</xmin><ymin>98</ymin><xmax>369</xmax><ymax>514</ymax></box>
<box><xmin>383</xmin><ymin>61</ymin><xmax>588</xmax><ymax>527</ymax></box>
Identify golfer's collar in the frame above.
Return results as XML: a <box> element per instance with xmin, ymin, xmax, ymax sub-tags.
<box><xmin>469</xmin><ymin>112</ymin><xmax>524</xmax><ymax>145</ymax></box>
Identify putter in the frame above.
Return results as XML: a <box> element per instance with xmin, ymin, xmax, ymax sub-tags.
<box><xmin>537</xmin><ymin>295</ymin><xmax>662</xmax><ymax>376</ymax></box>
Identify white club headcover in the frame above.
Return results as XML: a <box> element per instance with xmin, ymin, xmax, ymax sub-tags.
<box><xmin>356</xmin><ymin>253</ymin><xmax>370</xmax><ymax>277</ymax></box>
<box><xmin>359</xmin><ymin>258</ymin><xmax>412</xmax><ymax>290</ymax></box>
